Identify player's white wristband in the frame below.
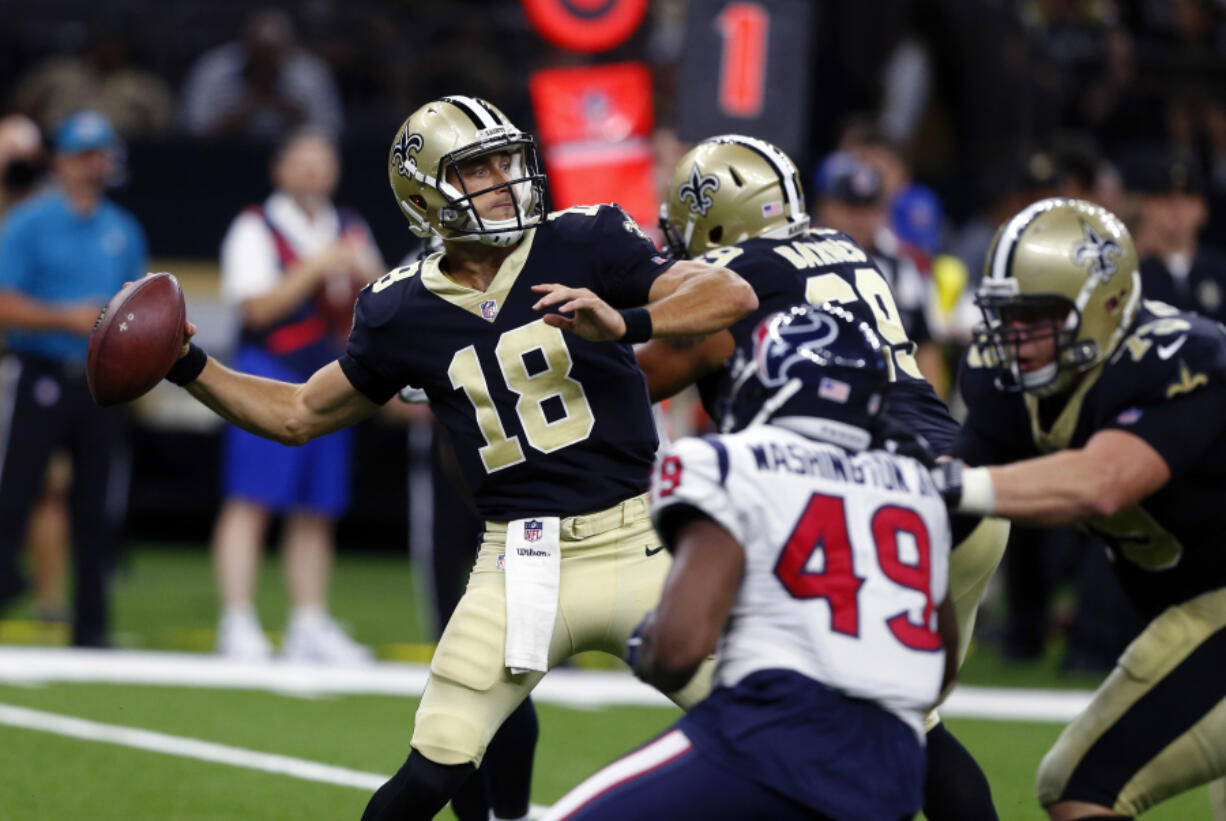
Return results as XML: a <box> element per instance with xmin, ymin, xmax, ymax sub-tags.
<box><xmin>957</xmin><ymin>466</ymin><xmax>996</xmax><ymax>517</ymax></box>
<box><xmin>398</xmin><ymin>385</ymin><xmax>428</xmax><ymax>404</ymax></box>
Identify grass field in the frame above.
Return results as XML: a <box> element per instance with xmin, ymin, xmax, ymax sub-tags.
<box><xmin>0</xmin><ymin>545</ymin><xmax>1214</xmax><ymax>820</ymax></box>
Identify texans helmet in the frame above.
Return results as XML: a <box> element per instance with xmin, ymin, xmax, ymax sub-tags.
<box><xmin>388</xmin><ymin>95</ymin><xmax>547</xmax><ymax>247</ymax></box>
<box><xmin>975</xmin><ymin>198</ymin><xmax>1141</xmax><ymax>396</ymax></box>
<box><xmin>723</xmin><ymin>302</ymin><xmax>889</xmax><ymax>450</ymax></box>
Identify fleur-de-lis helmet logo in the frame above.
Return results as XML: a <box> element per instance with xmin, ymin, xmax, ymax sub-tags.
<box><xmin>1072</xmin><ymin>220</ymin><xmax>1123</xmax><ymax>283</ymax></box>
<box><xmin>677</xmin><ymin>165</ymin><xmax>721</xmax><ymax>217</ymax></box>
<box><xmin>392</xmin><ymin>131</ymin><xmax>425</xmax><ymax>179</ymax></box>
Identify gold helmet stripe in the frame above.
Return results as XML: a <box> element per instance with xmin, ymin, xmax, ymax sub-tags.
<box><xmin>710</xmin><ymin>134</ymin><xmax>806</xmax><ymax>226</ymax></box>
<box><xmin>989</xmin><ymin>197</ymin><xmax>1061</xmax><ymax>281</ymax></box>
<box><xmin>441</xmin><ymin>95</ymin><xmax>501</xmax><ymax>129</ymax></box>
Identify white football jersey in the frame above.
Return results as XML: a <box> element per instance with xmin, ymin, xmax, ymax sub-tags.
<box><xmin>650</xmin><ymin>422</ymin><xmax>951</xmax><ymax>735</ymax></box>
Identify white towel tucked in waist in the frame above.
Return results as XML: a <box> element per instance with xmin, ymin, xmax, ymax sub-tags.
<box><xmin>503</xmin><ymin>516</ymin><xmax>561</xmax><ymax>674</ymax></box>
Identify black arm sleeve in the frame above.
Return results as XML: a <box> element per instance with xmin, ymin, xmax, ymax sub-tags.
<box><xmin>588</xmin><ymin>204</ymin><xmax>675</xmax><ymax>308</ymax></box>
<box><xmin>1099</xmin><ymin>384</ymin><xmax>1226</xmax><ymax>478</ymax></box>
<box><xmin>339</xmin><ymin>284</ymin><xmax>414</xmax><ymax>404</ymax></box>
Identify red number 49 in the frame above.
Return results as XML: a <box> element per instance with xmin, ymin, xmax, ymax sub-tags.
<box><xmin>774</xmin><ymin>493</ymin><xmax>940</xmax><ymax>651</ymax></box>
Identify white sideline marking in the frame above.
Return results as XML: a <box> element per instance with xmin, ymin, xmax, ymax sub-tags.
<box><xmin>0</xmin><ymin>702</ymin><xmax>387</xmax><ymax>790</ymax></box>
<box><xmin>0</xmin><ymin>646</ymin><xmax>1095</xmax><ymax>721</ymax></box>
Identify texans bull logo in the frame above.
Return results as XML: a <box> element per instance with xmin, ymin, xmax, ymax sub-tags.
<box><xmin>392</xmin><ymin>131</ymin><xmax>425</xmax><ymax>179</ymax></box>
<box><xmin>755</xmin><ymin>310</ymin><xmax>841</xmax><ymax>388</ymax></box>
<box><xmin>677</xmin><ymin>166</ymin><xmax>720</xmax><ymax>217</ymax></box>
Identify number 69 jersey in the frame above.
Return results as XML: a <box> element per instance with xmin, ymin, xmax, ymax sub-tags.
<box><xmin>651</xmin><ymin>424</ymin><xmax>952</xmax><ymax>735</ymax></box>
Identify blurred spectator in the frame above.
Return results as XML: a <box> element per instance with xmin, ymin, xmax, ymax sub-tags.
<box><xmin>1129</xmin><ymin>150</ymin><xmax>1226</xmax><ymax>322</ymax></box>
<box><xmin>180</xmin><ymin>8</ymin><xmax>343</xmax><ymax>141</ymax></box>
<box><xmin>1067</xmin><ymin>25</ymin><xmax>1167</xmax><ymax>155</ymax></box>
<box><xmin>0</xmin><ymin>114</ymin><xmax>69</xmax><ymax>627</ymax></box>
<box><xmin>212</xmin><ymin>128</ymin><xmax>381</xmax><ymax>663</ymax></box>
<box><xmin>0</xmin><ymin>111</ymin><xmax>147</xmax><ymax>647</ymax></box>
<box><xmin>838</xmin><ymin>117</ymin><xmax>947</xmax><ymax>255</ymax></box>
<box><xmin>0</xmin><ymin>114</ymin><xmax>45</xmax><ymax>216</ymax></box>
<box><xmin>951</xmin><ymin>141</ymin><xmax>1101</xmax><ymax>285</ymax></box>
<box><xmin>11</xmin><ymin>27</ymin><xmax>175</xmax><ymax>139</ymax></box>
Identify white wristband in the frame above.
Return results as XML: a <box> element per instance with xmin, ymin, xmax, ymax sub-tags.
<box><xmin>398</xmin><ymin>385</ymin><xmax>428</xmax><ymax>404</ymax></box>
<box><xmin>957</xmin><ymin>466</ymin><xmax>997</xmax><ymax>516</ymax></box>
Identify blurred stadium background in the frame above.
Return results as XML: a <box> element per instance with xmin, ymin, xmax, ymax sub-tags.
<box><xmin>2</xmin><ymin>0</ymin><xmax>1225</xmax><ymax>818</ymax></box>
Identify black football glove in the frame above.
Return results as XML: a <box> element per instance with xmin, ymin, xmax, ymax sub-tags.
<box><xmin>930</xmin><ymin>459</ymin><xmax>966</xmax><ymax>511</ymax></box>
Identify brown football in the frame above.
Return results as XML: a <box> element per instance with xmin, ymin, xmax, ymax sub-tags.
<box><xmin>87</xmin><ymin>273</ymin><xmax>186</xmax><ymax>407</ymax></box>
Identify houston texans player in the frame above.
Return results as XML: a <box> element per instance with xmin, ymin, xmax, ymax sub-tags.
<box><xmin>637</xmin><ymin>134</ymin><xmax>1006</xmax><ymax>819</ymax></box>
<box><xmin>546</xmin><ymin>303</ymin><xmax>957</xmax><ymax>821</ymax></box>
<box><xmin>160</xmin><ymin>95</ymin><xmax>756</xmax><ymax>820</ymax></box>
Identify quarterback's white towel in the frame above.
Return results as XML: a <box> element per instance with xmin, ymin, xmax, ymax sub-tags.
<box><xmin>504</xmin><ymin>516</ymin><xmax>561</xmax><ymax>674</ymax></box>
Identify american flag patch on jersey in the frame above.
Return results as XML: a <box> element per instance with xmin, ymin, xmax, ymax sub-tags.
<box><xmin>761</xmin><ymin>200</ymin><xmax>784</xmax><ymax>217</ymax></box>
<box><xmin>481</xmin><ymin>299</ymin><xmax>498</xmax><ymax>319</ymax></box>
<box><xmin>651</xmin><ymin>255</ymin><xmax>668</xmax><ymax>265</ymax></box>
<box><xmin>819</xmin><ymin>377</ymin><xmax>851</xmax><ymax>403</ymax></box>
<box><xmin>524</xmin><ymin>520</ymin><xmax>544</xmax><ymax>542</ymax></box>
<box><xmin>497</xmin><ymin>553</ymin><xmax>505</xmax><ymax>570</ymax></box>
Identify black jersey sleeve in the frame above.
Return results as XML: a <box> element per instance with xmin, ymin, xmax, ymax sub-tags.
<box><xmin>1100</xmin><ymin>383</ymin><xmax>1226</xmax><ymax>476</ymax></box>
<box><xmin>952</xmin><ymin>348</ymin><xmax>1032</xmax><ymax>467</ymax></box>
<box><xmin>582</xmin><ymin>204</ymin><xmax>675</xmax><ymax>308</ymax></box>
<box><xmin>338</xmin><ymin>274</ymin><xmax>416</xmax><ymax>404</ymax></box>
<box><xmin>1095</xmin><ymin>319</ymin><xmax>1226</xmax><ymax>477</ymax></box>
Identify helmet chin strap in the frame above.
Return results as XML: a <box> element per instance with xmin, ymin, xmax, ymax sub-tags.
<box><xmin>1017</xmin><ymin>361</ymin><xmax>1058</xmax><ymax>392</ymax></box>
<box><xmin>441</xmin><ymin>230</ymin><xmax>525</xmax><ymax>247</ymax></box>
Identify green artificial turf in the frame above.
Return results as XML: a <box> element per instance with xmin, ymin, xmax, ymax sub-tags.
<box><xmin>0</xmin><ymin>546</ymin><xmax>1215</xmax><ymax>819</ymax></box>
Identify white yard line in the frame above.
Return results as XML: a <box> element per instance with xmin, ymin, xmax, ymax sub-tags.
<box><xmin>0</xmin><ymin>701</ymin><xmax>553</xmax><ymax>817</ymax></box>
<box><xmin>0</xmin><ymin>702</ymin><xmax>387</xmax><ymax>790</ymax></box>
<box><xmin>0</xmin><ymin>646</ymin><xmax>1094</xmax><ymax>721</ymax></box>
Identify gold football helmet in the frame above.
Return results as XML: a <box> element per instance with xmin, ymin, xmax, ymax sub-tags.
<box><xmin>388</xmin><ymin>95</ymin><xmax>546</xmax><ymax>247</ymax></box>
<box><xmin>975</xmin><ymin>198</ymin><xmax>1141</xmax><ymax>396</ymax></box>
<box><xmin>659</xmin><ymin>135</ymin><xmax>809</xmax><ymax>259</ymax></box>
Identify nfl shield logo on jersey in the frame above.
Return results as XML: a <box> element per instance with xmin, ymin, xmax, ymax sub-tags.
<box><xmin>524</xmin><ymin>520</ymin><xmax>543</xmax><ymax>542</ymax></box>
<box><xmin>481</xmin><ymin>299</ymin><xmax>499</xmax><ymax>320</ymax></box>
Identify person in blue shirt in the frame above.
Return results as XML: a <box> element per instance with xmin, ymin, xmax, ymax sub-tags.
<box><xmin>0</xmin><ymin>109</ymin><xmax>148</xmax><ymax>647</ymax></box>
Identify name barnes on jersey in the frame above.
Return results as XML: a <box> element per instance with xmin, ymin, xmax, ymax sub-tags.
<box><xmin>957</xmin><ymin>299</ymin><xmax>1226</xmax><ymax>618</ymax></box>
<box><xmin>748</xmin><ymin>435</ymin><xmax>942</xmax><ymax>497</ymax></box>
<box><xmin>341</xmin><ymin>203</ymin><xmax>669</xmax><ymax>520</ymax></box>
<box><xmin>692</xmin><ymin>227</ymin><xmax>959</xmax><ymax>456</ymax></box>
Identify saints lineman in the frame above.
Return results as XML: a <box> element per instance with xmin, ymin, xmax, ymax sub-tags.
<box><xmin>160</xmin><ymin>96</ymin><xmax>756</xmax><ymax>820</ymax></box>
<box><xmin>546</xmin><ymin>304</ymin><xmax>957</xmax><ymax>821</ymax></box>
<box><xmin>942</xmin><ymin>198</ymin><xmax>1226</xmax><ymax>819</ymax></box>
<box><xmin>638</xmin><ymin>134</ymin><xmax>1007</xmax><ymax>819</ymax></box>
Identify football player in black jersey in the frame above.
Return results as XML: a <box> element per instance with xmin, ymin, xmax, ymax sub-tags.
<box><xmin>942</xmin><ymin>197</ymin><xmax>1226</xmax><ymax>820</ymax></box>
<box><xmin>161</xmin><ymin>96</ymin><xmax>756</xmax><ymax>821</ymax></box>
<box><xmin>640</xmin><ymin>134</ymin><xmax>1009</xmax><ymax>821</ymax></box>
